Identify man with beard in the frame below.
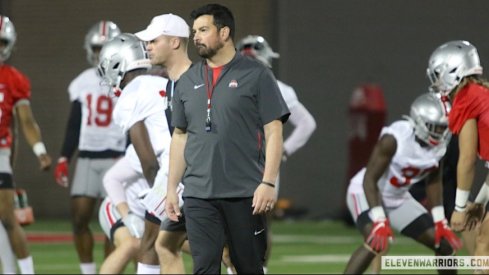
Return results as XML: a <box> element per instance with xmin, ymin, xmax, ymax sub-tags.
<box><xmin>165</xmin><ymin>3</ymin><xmax>290</xmax><ymax>274</ymax></box>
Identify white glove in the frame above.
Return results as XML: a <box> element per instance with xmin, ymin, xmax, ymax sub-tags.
<box><xmin>122</xmin><ymin>212</ymin><xmax>144</xmax><ymax>238</ymax></box>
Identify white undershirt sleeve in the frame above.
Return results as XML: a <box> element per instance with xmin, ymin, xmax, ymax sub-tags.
<box><xmin>103</xmin><ymin>157</ymin><xmax>140</xmax><ymax>206</ymax></box>
<box><xmin>283</xmin><ymin>102</ymin><xmax>317</xmax><ymax>156</ymax></box>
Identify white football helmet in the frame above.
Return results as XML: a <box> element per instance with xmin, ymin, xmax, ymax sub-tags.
<box><xmin>427</xmin><ymin>40</ymin><xmax>483</xmax><ymax>96</ymax></box>
<box><xmin>0</xmin><ymin>16</ymin><xmax>16</xmax><ymax>62</ymax></box>
<box><xmin>236</xmin><ymin>35</ymin><xmax>279</xmax><ymax>67</ymax></box>
<box><xmin>97</xmin><ymin>33</ymin><xmax>151</xmax><ymax>95</ymax></box>
<box><xmin>404</xmin><ymin>93</ymin><xmax>451</xmax><ymax>147</ymax></box>
<box><xmin>84</xmin><ymin>20</ymin><xmax>121</xmax><ymax>67</ymax></box>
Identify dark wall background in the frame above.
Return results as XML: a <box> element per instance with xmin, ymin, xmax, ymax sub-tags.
<box><xmin>1</xmin><ymin>0</ymin><xmax>488</xmax><ymax>219</ymax></box>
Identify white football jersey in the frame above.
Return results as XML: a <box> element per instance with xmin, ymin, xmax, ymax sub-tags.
<box><xmin>348</xmin><ymin>120</ymin><xmax>447</xmax><ymax>208</ymax></box>
<box><xmin>68</xmin><ymin>68</ymin><xmax>126</xmax><ymax>152</ymax></box>
<box><xmin>277</xmin><ymin>80</ymin><xmax>299</xmax><ymax>110</ymax></box>
<box><xmin>112</xmin><ymin>75</ymin><xmax>170</xmax><ymax>173</ymax></box>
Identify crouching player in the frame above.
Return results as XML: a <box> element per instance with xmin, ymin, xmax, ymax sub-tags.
<box><xmin>96</xmin><ymin>32</ymin><xmax>172</xmax><ymax>274</ymax></box>
<box><xmin>98</xmin><ymin>177</ymin><xmax>147</xmax><ymax>274</ymax></box>
<box><xmin>344</xmin><ymin>93</ymin><xmax>462</xmax><ymax>274</ymax></box>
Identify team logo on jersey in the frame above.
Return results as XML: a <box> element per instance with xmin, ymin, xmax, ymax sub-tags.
<box><xmin>228</xmin><ymin>80</ymin><xmax>238</xmax><ymax>88</ymax></box>
<box><xmin>0</xmin><ymin>92</ymin><xmax>4</xmax><ymax>102</ymax></box>
<box><xmin>159</xmin><ymin>90</ymin><xmax>167</xmax><ymax>97</ymax></box>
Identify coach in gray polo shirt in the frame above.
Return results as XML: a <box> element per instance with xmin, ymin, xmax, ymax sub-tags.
<box><xmin>165</xmin><ymin>3</ymin><xmax>289</xmax><ymax>274</ymax></box>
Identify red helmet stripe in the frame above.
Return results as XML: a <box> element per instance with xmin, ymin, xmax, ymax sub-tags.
<box><xmin>100</xmin><ymin>21</ymin><xmax>107</xmax><ymax>36</ymax></box>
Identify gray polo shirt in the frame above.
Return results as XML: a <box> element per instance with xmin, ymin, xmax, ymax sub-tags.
<box><xmin>172</xmin><ymin>53</ymin><xmax>290</xmax><ymax>199</ymax></box>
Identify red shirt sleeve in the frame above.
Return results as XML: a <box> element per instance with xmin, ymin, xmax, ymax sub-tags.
<box><xmin>448</xmin><ymin>84</ymin><xmax>485</xmax><ymax>134</ymax></box>
<box><xmin>448</xmin><ymin>83</ymin><xmax>489</xmax><ymax>160</ymax></box>
<box><xmin>9</xmin><ymin>66</ymin><xmax>31</xmax><ymax>102</ymax></box>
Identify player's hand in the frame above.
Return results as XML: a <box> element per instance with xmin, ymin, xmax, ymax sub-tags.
<box><xmin>122</xmin><ymin>212</ymin><xmax>145</xmax><ymax>238</ymax></box>
<box><xmin>434</xmin><ymin>218</ymin><xmax>463</xmax><ymax>251</ymax></box>
<box><xmin>366</xmin><ymin>219</ymin><xmax>393</xmax><ymax>252</ymax></box>
<box><xmin>465</xmin><ymin>203</ymin><xmax>484</xmax><ymax>231</ymax></box>
<box><xmin>165</xmin><ymin>190</ymin><xmax>181</xmax><ymax>222</ymax></box>
<box><xmin>54</xmin><ymin>157</ymin><xmax>69</xmax><ymax>187</ymax></box>
<box><xmin>39</xmin><ymin>154</ymin><xmax>51</xmax><ymax>171</ymax></box>
<box><xmin>450</xmin><ymin>211</ymin><xmax>466</xmax><ymax>232</ymax></box>
<box><xmin>252</xmin><ymin>182</ymin><xmax>276</xmax><ymax>215</ymax></box>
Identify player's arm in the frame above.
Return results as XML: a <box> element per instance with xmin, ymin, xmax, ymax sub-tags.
<box><xmin>15</xmin><ymin>102</ymin><xmax>51</xmax><ymax>170</ymax></box>
<box><xmin>282</xmin><ymin>102</ymin><xmax>316</xmax><ymax>158</ymax></box>
<box><xmin>252</xmin><ymin>119</ymin><xmax>283</xmax><ymax>215</ymax></box>
<box><xmin>363</xmin><ymin>134</ymin><xmax>396</xmax><ymax>252</ymax></box>
<box><xmin>465</xmin><ymin>179</ymin><xmax>489</xmax><ymax>231</ymax></box>
<box><xmin>363</xmin><ymin>134</ymin><xmax>397</xmax><ymax>253</ymax></box>
<box><xmin>129</xmin><ymin>121</ymin><xmax>159</xmax><ymax>186</ymax></box>
<box><xmin>54</xmin><ymin>100</ymin><xmax>81</xmax><ymax>187</ymax></box>
<box><xmin>426</xmin><ymin>160</ymin><xmax>463</xmax><ymax>250</ymax></box>
<box><xmin>363</xmin><ymin>134</ymin><xmax>396</xmax><ymax>208</ymax></box>
<box><xmin>59</xmin><ymin>101</ymin><xmax>81</xmax><ymax>161</ymax></box>
<box><xmin>10</xmin><ymin>107</ymin><xmax>19</xmax><ymax>167</ymax></box>
<box><xmin>166</xmin><ymin>127</ymin><xmax>187</xmax><ymax>221</ymax></box>
<box><xmin>455</xmin><ymin>119</ymin><xmax>478</xmax><ymax>212</ymax></box>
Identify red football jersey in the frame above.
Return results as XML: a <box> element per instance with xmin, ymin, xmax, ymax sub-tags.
<box><xmin>449</xmin><ymin>83</ymin><xmax>489</xmax><ymax>161</ymax></box>
<box><xmin>0</xmin><ymin>64</ymin><xmax>31</xmax><ymax>148</ymax></box>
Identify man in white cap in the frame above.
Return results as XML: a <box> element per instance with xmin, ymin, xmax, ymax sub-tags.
<box><xmin>134</xmin><ymin>13</ymin><xmax>193</xmax><ymax>275</ymax></box>
<box><xmin>135</xmin><ymin>13</ymin><xmax>190</xmax><ymax>41</ymax></box>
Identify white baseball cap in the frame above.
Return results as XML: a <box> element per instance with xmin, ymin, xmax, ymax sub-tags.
<box><xmin>135</xmin><ymin>13</ymin><xmax>190</xmax><ymax>41</ymax></box>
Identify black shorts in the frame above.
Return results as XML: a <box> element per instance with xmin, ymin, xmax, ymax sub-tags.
<box><xmin>0</xmin><ymin>173</ymin><xmax>14</xmax><ymax>189</ymax></box>
<box><xmin>109</xmin><ymin>219</ymin><xmax>125</xmax><ymax>242</ymax></box>
<box><xmin>160</xmin><ymin>212</ymin><xmax>186</xmax><ymax>232</ymax></box>
<box><xmin>145</xmin><ymin>211</ymin><xmax>162</xmax><ymax>225</ymax></box>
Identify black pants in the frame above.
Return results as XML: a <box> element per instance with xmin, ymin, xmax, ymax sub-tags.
<box><xmin>184</xmin><ymin>197</ymin><xmax>267</xmax><ymax>274</ymax></box>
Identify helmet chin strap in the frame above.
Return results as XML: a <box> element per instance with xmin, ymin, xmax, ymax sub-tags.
<box><xmin>111</xmin><ymin>73</ymin><xmax>124</xmax><ymax>97</ymax></box>
<box><xmin>113</xmin><ymin>88</ymin><xmax>122</xmax><ymax>97</ymax></box>
<box><xmin>428</xmin><ymin>136</ymin><xmax>440</xmax><ymax>146</ymax></box>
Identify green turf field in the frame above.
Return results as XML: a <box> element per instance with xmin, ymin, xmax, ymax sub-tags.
<box><xmin>5</xmin><ymin>219</ymin><xmax>476</xmax><ymax>274</ymax></box>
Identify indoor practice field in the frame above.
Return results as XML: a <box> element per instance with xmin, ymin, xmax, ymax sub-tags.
<box><xmin>6</xmin><ymin>219</ymin><xmax>476</xmax><ymax>274</ymax></box>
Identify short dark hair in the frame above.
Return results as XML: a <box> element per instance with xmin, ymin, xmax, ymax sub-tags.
<box><xmin>190</xmin><ymin>3</ymin><xmax>235</xmax><ymax>40</ymax></box>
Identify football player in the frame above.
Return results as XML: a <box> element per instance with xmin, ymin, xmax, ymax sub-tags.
<box><xmin>344</xmin><ymin>93</ymin><xmax>461</xmax><ymax>274</ymax></box>
<box><xmin>0</xmin><ymin>15</ymin><xmax>52</xmax><ymax>274</ymax></box>
<box><xmin>427</xmin><ymin>40</ymin><xmax>489</xmax><ymax>260</ymax></box>
<box><xmin>96</xmin><ymin>32</ymin><xmax>176</xmax><ymax>274</ymax></box>
<box><xmin>53</xmin><ymin>20</ymin><xmax>125</xmax><ymax>275</ymax></box>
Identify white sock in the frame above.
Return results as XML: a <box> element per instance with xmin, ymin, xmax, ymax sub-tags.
<box><xmin>0</xmin><ymin>223</ymin><xmax>17</xmax><ymax>274</ymax></box>
<box><xmin>18</xmin><ymin>256</ymin><xmax>34</xmax><ymax>274</ymax></box>
<box><xmin>80</xmin><ymin>262</ymin><xmax>96</xmax><ymax>274</ymax></box>
<box><xmin>226</xmin><ymin>266</ymin><xmax>235</xmax><ymax>274</ymax></box>
<box><xmin>137</xmin><ymin>263</ymin><xmax>160</xmax><ymax>274</ymax></box>
<box><xmin>263</xmin><ymin>266</ymin><xmax>268</xmax><ymax>274</ymax></box>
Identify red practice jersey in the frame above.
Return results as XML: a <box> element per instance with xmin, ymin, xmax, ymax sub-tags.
<box><xmin>449</xmin><ymin>83</ymin><xmax>489</xmax><ymax>161</ymax></box>
<box><xmin>0</xmin><ymin>64</ymin><xmax>31</xmax><ymax>148</ymax></box>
